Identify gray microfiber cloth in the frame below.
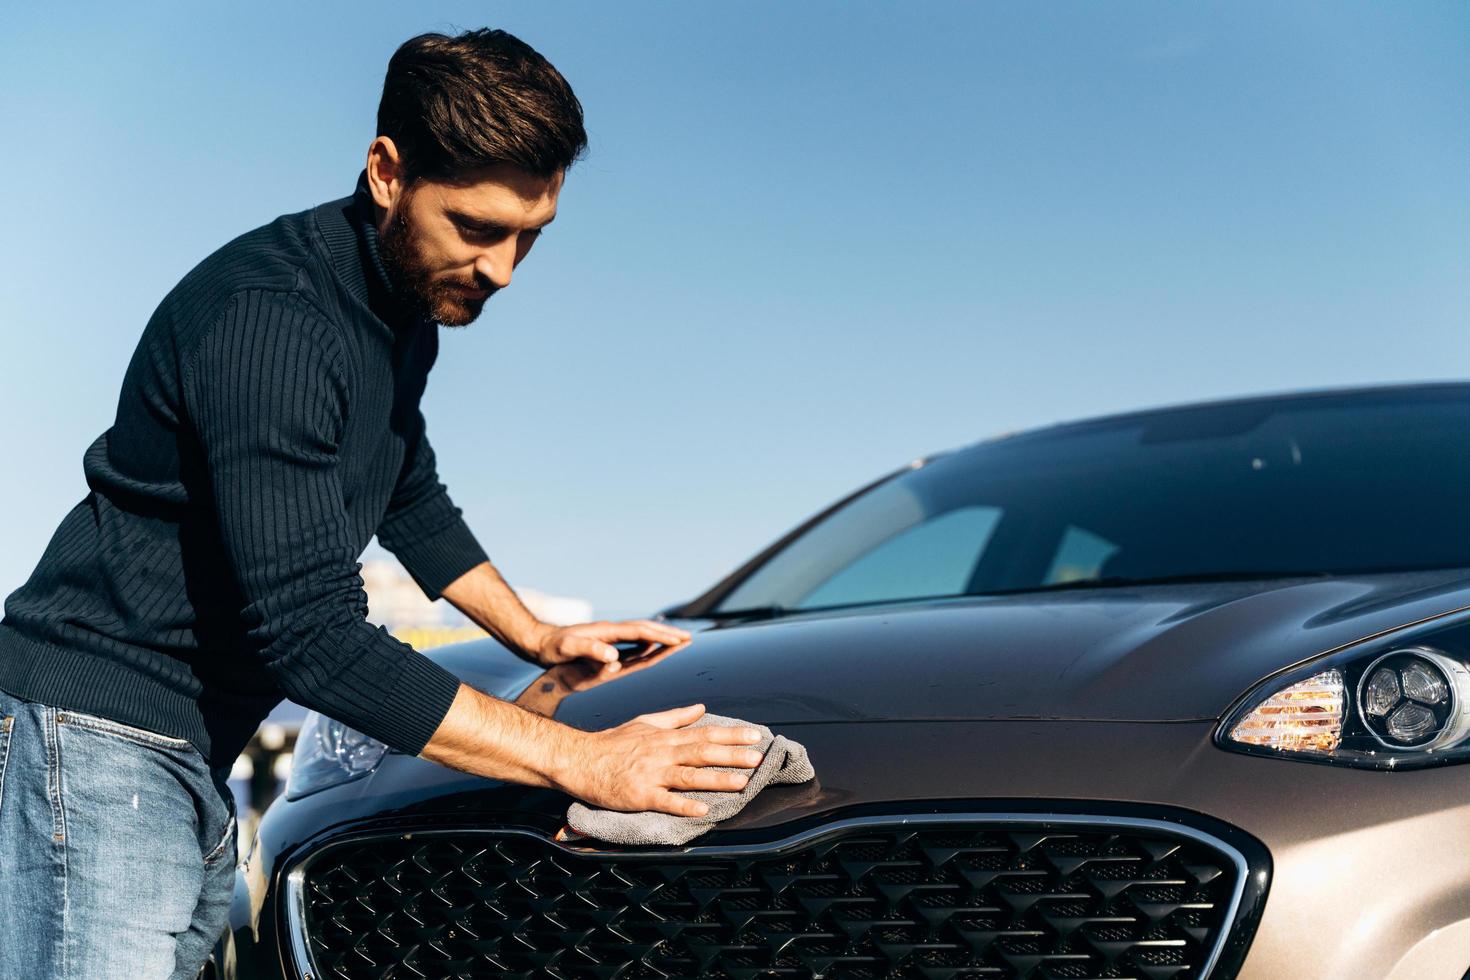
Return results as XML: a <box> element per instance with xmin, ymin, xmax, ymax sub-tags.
<box><xmin>564</xmin><ymin>714</ymin><xmax>815</xmax><ymax>846</ymax></box>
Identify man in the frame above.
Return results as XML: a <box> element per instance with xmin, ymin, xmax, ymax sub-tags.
<box><xmin>0</xmin><ymin>28</ymin><xmax>762</xmax><ymax>979</ymax></box>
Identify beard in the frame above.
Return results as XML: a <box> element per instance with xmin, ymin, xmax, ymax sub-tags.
<box><xmin>377</xmin><ymin>199</ymin><xmax>495</xmax><ymax>327</ymax></box>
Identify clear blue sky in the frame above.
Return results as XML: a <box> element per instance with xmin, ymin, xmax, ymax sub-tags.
<box><xmin>2</xmin><ymin>2</ymin><xmax>1467</xmax><ymax>617</ymax></box>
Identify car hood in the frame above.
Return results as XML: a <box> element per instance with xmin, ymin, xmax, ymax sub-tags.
<box><xmin>429</xmin><ymin>569</ymin><xmax>1470</xmax><ymax>725</ymax></box>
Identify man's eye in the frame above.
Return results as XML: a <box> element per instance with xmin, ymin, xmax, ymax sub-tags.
<box><xmin>457</xmin><ymin>221</ymin><xmax>504</xmax><ymax>240</ymax></box>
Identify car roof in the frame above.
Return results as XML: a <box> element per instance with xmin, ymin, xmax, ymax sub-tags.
<box><xmin>957</xmin><ymin>380</ymin><xmax>1470</xmax><ymax>455</ymax></box>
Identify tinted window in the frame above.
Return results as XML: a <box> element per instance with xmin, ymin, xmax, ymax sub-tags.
<box><xmin>797</xmin><ymin>506</ymin><xmax>1002</xmax><ymax>609</ymax></box>
<box><xmin>1044</xmin><ymin>526</ymin><xmax>1119</xmax><ymax>585</ymax></box>
<box><xmin>715</xmin><ymin>388</ymin><xmax>1470</xmax><ymax>613</ymax></box>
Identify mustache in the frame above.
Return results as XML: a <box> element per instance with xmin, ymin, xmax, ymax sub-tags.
<box><xmin>441</xmin><ymin>277</ymin><xmax>496</xmax><ymax>296</ymax></box>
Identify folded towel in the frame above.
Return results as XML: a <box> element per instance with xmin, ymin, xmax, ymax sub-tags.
<box><xmin>564</xmin><ymin>713</ymin><xmax>815</xmax><ymax>846</ymax></box>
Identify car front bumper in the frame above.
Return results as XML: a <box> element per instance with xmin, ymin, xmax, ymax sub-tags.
<box><xmin>222</xmin><ymin>719</ymin><xmax>1470</xmax><ymax>979</ymax></box>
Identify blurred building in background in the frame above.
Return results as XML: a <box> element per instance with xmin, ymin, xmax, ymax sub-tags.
<box><xmin>230</xmin><ymin>559</ymin><xmax>591</xmax><ymax>849</ymax></box>
<box><xmin>360</xmin><ymin>559</ymin><xmax>593</xmax><ymax>649</ymax></box>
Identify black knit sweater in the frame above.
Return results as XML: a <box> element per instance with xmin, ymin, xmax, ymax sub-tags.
<box><xmin>0</xmin><ymin>172</ymin><xmax>484</xmax><ymax>765</ymax></box>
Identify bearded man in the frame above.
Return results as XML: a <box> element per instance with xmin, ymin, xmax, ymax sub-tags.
<box><xmin>0</xmin><ymin>28</ymin><xmax>762</xmax><ymax>979</ymax></box>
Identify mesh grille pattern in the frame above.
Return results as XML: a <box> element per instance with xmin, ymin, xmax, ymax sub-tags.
<box><xmin>298</xmin><ymin>823</ymin><xmax>1239</xmax><ymax>980</ymax></box>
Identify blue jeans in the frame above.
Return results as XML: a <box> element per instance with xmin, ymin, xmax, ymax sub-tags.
<box><xmin>0</xmin><ymin>690</ymin><xmax>237</xmax><ymax>979</ymax></box>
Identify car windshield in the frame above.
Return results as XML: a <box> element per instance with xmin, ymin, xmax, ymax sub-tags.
<box><xmin>713</xmin><ymin>387</ymin><xmax>1470</xmax><ymax>615</ymax></box>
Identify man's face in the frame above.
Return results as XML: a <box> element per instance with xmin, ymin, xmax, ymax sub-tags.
<box><xmin>376</xmin><ymin>164</ymin><xmax>561</xmax><ymax>327</ymax></box>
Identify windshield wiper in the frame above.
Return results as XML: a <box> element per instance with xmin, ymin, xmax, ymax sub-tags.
<box><xmin>695</xmin><ymin>605</ymin><xmax>790</xmax><ymax>621</ymax></box>
<box><xmin>971</xmin><ymin>570</ymin><xmax>1334</xmax><ymax>597</ymax></box>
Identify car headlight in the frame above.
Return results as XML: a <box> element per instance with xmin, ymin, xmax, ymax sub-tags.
<box><xmin>284</xmin><ymin>711</ymin><xmax>390</xmax><ymax>799</ymax></box>
<box><xmin>1218</xmin><ymin>618</ymin><xmax>1470</xmax><ymax>769</ymax></box>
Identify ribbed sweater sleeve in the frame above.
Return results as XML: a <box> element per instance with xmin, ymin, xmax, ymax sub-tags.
<box><xmin>182</xmin><ymin>289</ymin><xmax>461</xmax><ymax>754</ymax></box>
<box><xmin>376</xmin><ymin>413</ymin><xmax>489</xmax><ymax>599</ymax></box>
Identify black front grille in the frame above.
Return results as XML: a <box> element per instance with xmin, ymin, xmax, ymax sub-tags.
<box><xmin>296</xmin><ymin>820</ymin><xmax>1243</xmax><ymax>980</ymax></box>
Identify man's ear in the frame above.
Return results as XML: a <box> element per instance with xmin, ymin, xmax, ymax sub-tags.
<box><xmin>365</xmin><ymin>137</ymin><xmax>407</xmax><ymax>213</ymax></box>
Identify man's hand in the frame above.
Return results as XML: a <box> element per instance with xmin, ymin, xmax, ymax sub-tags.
<box><xmin>529</xmin><ymin>619</ymin><xmax>691</xmax><ymax>670</ymax></box>
<box><xmin>440</xmin><ymin>562</ymin><xmax>693</xmax><ymax>668</ymax></box>
<box><xmin>551</xmin><ymin>703</ymin><xmax>763</xmax><ymax>817</ymax></box>
<box><xmin>421</xmin><ymin>689</ymin><xmax>764</xmax><ymax>819</ymax></box>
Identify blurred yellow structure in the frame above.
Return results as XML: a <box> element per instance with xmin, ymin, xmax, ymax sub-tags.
<box><xmin>361</xmin><ymin>556</ymin><xmax>592</xmax><ymax>651</ymax></box>
<box><xmin>391</xmin><ymin>625</ymin><xmax>488</xmax><ymax>651</ymax></box>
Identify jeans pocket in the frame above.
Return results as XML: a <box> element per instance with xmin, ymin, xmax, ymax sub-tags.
<box><xmin>54</xmin><ymin>708</ymin><xmax>194</xmax><ymax>754</ymax></box>
<box><xmin>203</xmin><ymin>814</ymin><xmax>237</xmax><ymax>866</ymax></box>
<box><xmin>0</xmin><ymin>714</ymin><xmax>12</xmax><ymax>815</ymax></box>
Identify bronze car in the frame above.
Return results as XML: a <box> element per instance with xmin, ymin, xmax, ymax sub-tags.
<box><xmin>218</xmin><ymin>382</ymin><xmax>1470</xmax><ymax>979</ymax></box>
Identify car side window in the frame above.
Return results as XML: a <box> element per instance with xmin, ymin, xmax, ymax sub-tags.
<box><xmin>796</xmin><ymin>506</ymin><xmax>1003</xmax><ymax>609</ymax></box>
<box><xmin>1043</xmin><ymin>525</ymin><xmax>1120</xmax><ymax>584</ymax></box>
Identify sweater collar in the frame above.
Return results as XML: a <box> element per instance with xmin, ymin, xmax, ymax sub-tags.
<box><xmin>316</xmin><ymin>170</ymin><xmax>426</xmax><ymax>332</ymax></box>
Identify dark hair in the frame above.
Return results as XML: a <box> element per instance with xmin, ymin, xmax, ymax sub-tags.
<box><xmin>377</xmin><ymin>29</ymin><xmax>587</xmax><ymax>182</ymax></box>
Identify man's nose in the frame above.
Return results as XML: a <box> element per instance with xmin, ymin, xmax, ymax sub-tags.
<box><xmin>474</xmin><ymin>240</ymin><xmax>517</xmax><ymax>290</ymax></box>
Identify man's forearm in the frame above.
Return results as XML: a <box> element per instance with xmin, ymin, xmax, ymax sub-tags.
<box><xmin>420</xmin><ymin>682</ymin><xmax>576</xmax><ymax>787</ymax></box>
<box><xmin>420</xmin><ymin>683</ymin><xmax>765</xmax><ymax>818</ymax></box>
<box><xmin>439</xmin><ymin>560</ymin><xmax>692</xmax><ymax>672</ymax></box>
<box><xmin>440</xmin><ymin>560</ymin><xmax>547</xmax><ymax>657</ymax></box>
